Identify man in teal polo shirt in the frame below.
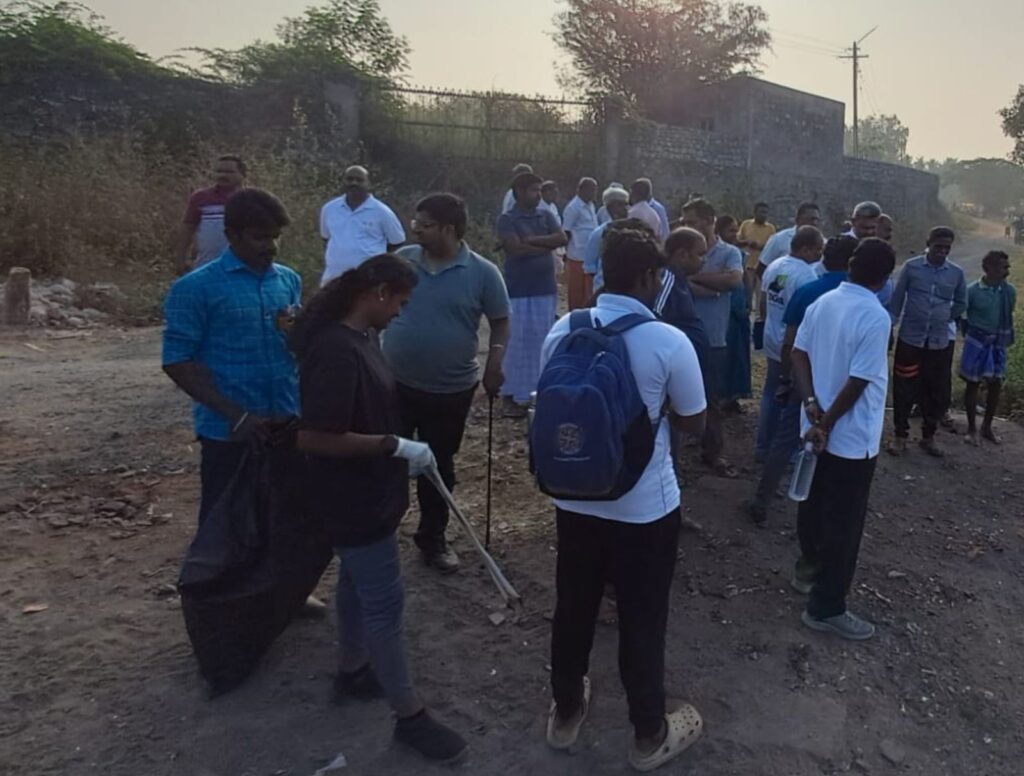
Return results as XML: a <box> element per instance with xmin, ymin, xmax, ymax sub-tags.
<box><xmin>383</xmin><ymin>194</ymin><xmax>511</xmax><ymax>573</ymax></box>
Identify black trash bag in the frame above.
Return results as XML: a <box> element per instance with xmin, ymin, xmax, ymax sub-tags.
<box><xmin>178</xmin><ymin>443</ymin><xmax>332</xmax><ymax>697</ymax></box>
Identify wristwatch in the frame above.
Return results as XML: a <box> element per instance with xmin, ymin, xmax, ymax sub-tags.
<box><xmin>803</xmin><ymin>396</ymin><xmax>819</xmax><ymax>410</ymax></box>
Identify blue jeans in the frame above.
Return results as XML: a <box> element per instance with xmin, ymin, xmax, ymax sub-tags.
<box><xmin>756</xmin><ymin>358</ymin><xmax>783</xmax><ymax>460</ymax></box>
<box><xmin>754</xmin><ymin>391</ymin><xmax>803</xmax><ymax>506</ymax></box>
<box><xmin>335</xmin><ymin>534</ymin><xmax>419</xmax><ymax>712</ymax></box>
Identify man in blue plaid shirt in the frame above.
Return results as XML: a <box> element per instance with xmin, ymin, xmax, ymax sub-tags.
<box><xmin>162</xmin><ymin>188</ymin><xmax>301</xmax><ymax>524</ymax></box>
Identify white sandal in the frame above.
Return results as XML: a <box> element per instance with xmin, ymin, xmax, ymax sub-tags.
<box><xmin>628</xmin><ymin>703</ymin><xmax>703</xmax><ymax>772</ymax></box>
<box><xmin>546</xmin><ymin>676</ymin><xmax>591</xmax><ymax>750</ymax></box>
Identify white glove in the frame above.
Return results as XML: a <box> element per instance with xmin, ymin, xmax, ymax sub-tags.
<box><xmin>392</xmin><ymin>437</ymin><xmax>436</xmax><ymax>478</ymax></box>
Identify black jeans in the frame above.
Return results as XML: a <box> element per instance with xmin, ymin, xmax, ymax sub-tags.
<box><xmin>198</xmin><ymin>438</ymin><xmax>249</xmax><ymax>525</ymax></box>
<box><xmin>797</xmin><ymin>452</ymin><xmax>878</xmax><ymax>619</ymax></box>
<box><xmin>893</xmin><ymin>340</ymin><xmax>954</xmax><ymax>439</ymax></box>
<box><xmin>551</xmin><ymin>508</ymin><xmax>681</xmax><ymax>739</ymax></box>
<box><xmin>396</xmin><ymin>383</ymin><xmax>477</xmax><ymax>553</ymax></box>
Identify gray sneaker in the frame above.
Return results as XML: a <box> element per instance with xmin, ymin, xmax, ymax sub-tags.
<box><xmin>790</xmin><ymin>577</ymin><xmax>813</xmax><ymax>595</ymax></box>
<box><xmin>423</xmin><ymin>543</ymin><xmax>460</xmax><ymax>575</ymax></box>
<box><xmin>801</xmin><ymin>609</ymin><xmax>875</xmax><ymax>641</ymax></box>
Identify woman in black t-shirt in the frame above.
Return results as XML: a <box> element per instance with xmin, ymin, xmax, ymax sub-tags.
<box><xmin>291</xmin><ymin>254</ymin><xmax>467</xmax><ymax>764</ymax></box>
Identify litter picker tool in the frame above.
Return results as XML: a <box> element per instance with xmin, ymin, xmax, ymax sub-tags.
<box><xmin>425</xmin><ymin>464</ymin><xmax>521</xmax><ymax>610</ymax></box>
<box><xmin>486</xmin><ymin>395</ymin><xmax>494</xmax><ymax>550</ymax></box>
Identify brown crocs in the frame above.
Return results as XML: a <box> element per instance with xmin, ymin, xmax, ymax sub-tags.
<box><xmin>628</xmin><ymin>703</ymin><xmax>703</xmax><ymax>772</ymax></box>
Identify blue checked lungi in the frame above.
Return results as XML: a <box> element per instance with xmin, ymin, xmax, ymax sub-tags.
<box><xmin>502</xmin><ymin>294</ymin><xmax>558</xmax><ymax>403</ymax></box>
<box><xmin>959</xmin><ymin>326</ymin><xmax>1011</xmax><ymax>383</ymax></box>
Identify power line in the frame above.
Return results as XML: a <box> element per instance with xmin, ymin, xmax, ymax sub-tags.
<box><xmin>838</xmin><ymin>26</ymin><xmax>878</xmax><ymax>155</ymax></box>
<box><xmin>771</xmin><ymin>28</ymin><xmax>846</xmax><ymax>50</ymax></box>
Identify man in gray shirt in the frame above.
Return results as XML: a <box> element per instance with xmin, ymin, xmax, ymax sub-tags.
<box><xmin>887</xmin><ymin>226</ymin><xmax>966</xmax><ymax>457</ymax></box>
<box><xmin>682</xmin><ymin>198</ymin><xmax>743</xmax><ymax>477</ymax></box>
<box><xmin>383</xmin><ymin>194</ymin><xmax>510</xmax><ymax>572</ymax></box>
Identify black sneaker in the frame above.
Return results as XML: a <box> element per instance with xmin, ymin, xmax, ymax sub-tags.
<box><xmin>394</xmin><ymin>709</ymin><xmax>468</xmax><ymax>763</ymax></box>
<box><xmin>333</xmin><ymin>664</ymin><xmax>383</xmax><ymax>703</ymax></box>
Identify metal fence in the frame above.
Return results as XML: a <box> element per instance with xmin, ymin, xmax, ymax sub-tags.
<box><xmin>376</xmin><ymin>85</ymin><xmax>600</xmax><ymax>163</ymax></box>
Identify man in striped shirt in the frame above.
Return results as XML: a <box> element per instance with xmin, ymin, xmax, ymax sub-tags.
<box><xmin>176</xmin><ymin>155</ymin><xmax>247</xmax><ymax>274</ymax></box>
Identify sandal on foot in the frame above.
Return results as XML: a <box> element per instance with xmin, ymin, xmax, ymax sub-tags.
<box><xmin>628</xmin><ymin>704</ymin><xmax>704</xmax><ymax>772</ymax></box>
<box><xmin>546</xmin><ymin>676</ymin><xmax>591</xmax><ymax>750</ymax></box>
<box><xmin>704</xmin><ymin>457</ymin><xmax>739</xmax><ymax>479</ymax></box>
<box><xmin>963</xmin><ymin>432</ymin><xmax>980</xmax><ymax>447</ymax></box>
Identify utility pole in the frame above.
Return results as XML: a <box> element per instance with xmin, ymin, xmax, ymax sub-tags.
<box><xmin>840</xmin><ymin>26</ymin><xmax>877</xmax><ymax>156</ymax></box>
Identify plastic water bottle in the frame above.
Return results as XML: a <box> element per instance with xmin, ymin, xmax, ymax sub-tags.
<box><xmin>527</xmin><ymin>391</ymin><xmax>537</xmax><ymax>430</ymax></box>
<box><xmin>788</xmin><ymin>442</ymin><xmax>818</xmax><ymax>502</ymax></box>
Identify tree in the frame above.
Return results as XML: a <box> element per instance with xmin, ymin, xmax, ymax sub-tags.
<box><xmin>1000</xmin><ymin>85</ymin><xmax>1024</xmax><ymax>166</ymax></box>
<box><xmin>845</xmin><ymin>114</ymin><xmax>910</xmax><ymax>164</ymax></box>
<box><xmin>552</xmin><ymin>0</ymin><xmax>770</xmax><ymax>114</ymax></box>
<box><xmin>191</xmin><ymin>0</ymin><xmax>409</xmax><ymax>87</ymax></box>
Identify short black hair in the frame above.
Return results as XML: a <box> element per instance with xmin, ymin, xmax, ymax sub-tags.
<box><xmin>790</xmin><ymin>225</ymin><xmax>824</xmax><ymax>254</ymax></box>
<box><xmin>512</xmin><ymin>172</ymin><xmax>543</xmax><ymax>194</ymax></box>
<box><xmin>601</xmin><ymin>226</ymin><xmax>663</xmax><ymax>293</ymax></box>
<box><xmin>848</xmin><ymin>238</ymin><xmax>896</xmax><ymax>287</ymax></box>
<box><xmin>754</xmin><ymin>201</ymin><xmax>769</xmax><ymax>210</ymax></box>
<box><xmin>928</xmin><ymin>226</ymin><xmax>956</xmax><ymax>243</ymax></box>
<box><xmin>682</xmin><ymin>197</ymin><xmax>716</xmax><ymax>221</ymax></box>
<box><xmin>665</xmin><ymin>227</ymin><xmax>706</xmax><ymax>257</ymax></box>
<box><xmin>217</xmin><ymin>154</ymin><xmax>246</xmax><ymax>175</ymax></box>
<box><xmin>223</xmin><ymin>188</ymin><xmax>290</xmax><ymax>233</ymax></box>
<box><xmin>852</xmin><ymin>201</ymin><xmax>882</xmax><ymax>219</ymax></box>
<box><xmin>982</xmin><ymin>250</ymin><xmax>1010</xmax><ymax>269</ymax></box>
<box><xmin>630</xmin><ymin>178</ymin><xmax>652</xmax><ymax>200</ymax></box>
<box><xmin>715</xmin><ymin>215</ymin><xmax>737</xmax><ymax>234</ymax></box>
<box><xmin>796</xmin><ymin>201</ymin><xmax>820</xmax><ymax>219</ymax></box>
<box><xmin>415</xmin><ymin>193</ymin><xmax>467</xmax><ymax>239</ymax></box>
<box><xmin>822</xmin><ymin>234</ymin><xmax>859</xmax><ymax>270</ymax></box>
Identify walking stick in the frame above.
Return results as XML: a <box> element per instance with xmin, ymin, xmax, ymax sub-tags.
<box><xmin>425</xmin><ymin>464</ymin><xmax>521</xmax><ymax>610</ymax></box>
<box><xmin>486</xmin><ymin>394</ymin><xmax>494</xmax><ymax>550</ymax></box>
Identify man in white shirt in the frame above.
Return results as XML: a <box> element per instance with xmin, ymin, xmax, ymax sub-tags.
<box><xmin>757</xmin><ymin>202</ymin><xmax>822</xmax><ymax>280</ymax></box>
<box><xmin>540</xmin><ymin>181</ymin><xmax>562</xmax><ymax>225</ymax></box>
<box><xmin>319</xmin><ymin>166</ymin><xmax>406</xmax><ymax>285</ymax></box>
<box><xmin>790</xmin><ymin>237</ymin><xmax>896</xmax><ymax>641</ymax></box>
<box><xmin>501</xmin><ymin>163</ymin><xmax>534</xmax><ymax>214</ymax></box>
<box><xmin>541</xmin><ymin>226</ymin><xmax>707</xmax><ymax>771</ymax></box>
<box><xmin>749</xmin><ymin>226</ymin><xmax>824</xmax><ymax>522</ymax></box>
<box><xmin>561</xmin><ymin>177</ymin><xmax>599</xmax><ymax>310</ymax></box>
<box><xmin>627</xmin><ymin>179</ymin><xmax>664</xmax><ymax>239</ymax></box>
<box><xmin>637</xmin><ymin>177</ymin><xmax>670</xmax><ymax>240</ymax></box>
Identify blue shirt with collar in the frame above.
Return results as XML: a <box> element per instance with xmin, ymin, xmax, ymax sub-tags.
<box><xmin>650</xmin><ymin>198</ymin><xmax>670</xmax><ymax>239</ymax></box>
<box><xmin>783</xmin><ymin>270</ymin><xmax>848</xmax><ymax>329</ymax></box>
<box><xmin>162</xmin><ymin>248</ymin><xmax>302</xmax><ymax>440</ymax></box>
<box><xmin>888</xmin><ymin>254</ymin><xmax>967</xmax><ymax>350</ymax></box>
<box><xmin>583</xmin><ymin>221</ymin><xmax>610</xmax><ymax>287</ymax></box>
<box><xmin>496</xmin><ymin>206</ymin><xmax>561</xmax><ymax>298</ymax></box>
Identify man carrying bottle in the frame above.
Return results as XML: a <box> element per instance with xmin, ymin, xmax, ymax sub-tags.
<box><xmin>789</xmin><ymin>238</ymin><xmax>895</xmax><ymax>641</ymax></box>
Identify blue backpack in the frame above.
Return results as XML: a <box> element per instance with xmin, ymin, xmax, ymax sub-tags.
<box><xmin>530</xmin><ymin>310</ymin><xmax>657</xmax><ymax>501</ymax></box>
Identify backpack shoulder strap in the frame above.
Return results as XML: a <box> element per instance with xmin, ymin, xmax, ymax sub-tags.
<box><xmin>599</xmin><ymin>313</ymin><xmax>656</xmax><ymax>336</ymax></box>
<box><xmin>569</xmin><ymin>309</ymin><xmax>594</xmax><ymax>331</ymax></box>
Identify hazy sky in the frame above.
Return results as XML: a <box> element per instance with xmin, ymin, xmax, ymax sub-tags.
<box><xmin>84</xmin><ymin>0</ymin><xmax>1023</xmax><ymax>160</ymax></box>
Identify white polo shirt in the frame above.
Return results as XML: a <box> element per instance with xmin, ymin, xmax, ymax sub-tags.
<box><xmin>794</xmin><ymin>282</ymin><xmax>891</xmax><ymax>459</ymax></box>
<box><xmin>320</xmin><ymin>194</ymin><xmax>406</xmax><ymax>285</ymax></box>
<box><xmin>761</xmin><ymin>255</ymin><xmax>818</xmax><ymax>362</ymax></box>
<box><xmin>759</xmin><ymin>226</ymin><xmax>796</xmax><ymax>268</ymax></box>
<box><xmin>540</xmin><ymin>293</ymin><xmax>707</xmax><ymax>523</ymax></box>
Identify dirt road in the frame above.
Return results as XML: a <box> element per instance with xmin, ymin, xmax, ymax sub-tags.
<box><xmin>2</xmin><ymin>326</ymin><xmax>1023</xmax><ymax>776</ymax></box>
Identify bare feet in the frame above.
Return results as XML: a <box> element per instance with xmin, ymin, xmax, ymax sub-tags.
<box><xmin>964</xmin><ymin>431</ymin><xmax>980</xmax><ymax>447</ymax></box>
<box><xmin>981</xmin><ymin>426</ymin><xmax>1002</xmax><ymax>445</ymax></box>
<box><xmin>919</xmin><ymin>438</ymin><xmax>944</xmax><ymax>458</ymax></box>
